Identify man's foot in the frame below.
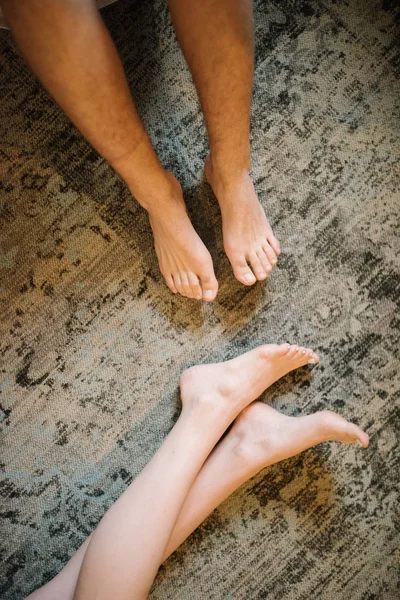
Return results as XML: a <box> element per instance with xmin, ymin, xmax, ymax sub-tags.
<box><xmin>230</xmin><ymin>401</ymin><xmax>369</xmax><ymax>470</ymax></box>
<box><xmin>147</xmin><ymin>173</ymin><xmax>218</xmax><ymax>301</ymax></box>
<box><xmin>205</xmin><ymin>155</ymin><xmax>281</xmax><ymax>285</ymax></box>
<box><xmin>180</xmin><ymin>343</ymin><xmax>319</xmax><ymax>418</ymax></box>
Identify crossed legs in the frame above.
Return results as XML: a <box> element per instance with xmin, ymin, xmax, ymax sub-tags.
<box><xmin>26</xmin><ymin>345</ymin><xmax>368</xmax><ymax>600</ymax></box>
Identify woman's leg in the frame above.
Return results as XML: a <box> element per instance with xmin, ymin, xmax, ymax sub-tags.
<box><xmin>163</xmin><ymin>400</ymin><xmax>369</xmax><ymax>559</ymax></box>
<box><xmin>2</xmin><ymin>0</ymin><xmax>218</xmax><ymax>301</ymax></box>
<box><xmin>27</xmin><ymin>343</ymin><xmax>313</xmax><ymax>599</ymax></box>
<box><xmin>72</xmin><ymin>405</ymin><xmax>224</xmax><ymax>599</ymax></box>
<box><xmin>168</xmin><ymin>0</ymin><xmax>281</xmax><ymax>286</ymax></box>
<box><xmin>71</xmin><ymin>343</ymin><xmax>319</xmax><ymax>599</ymax></box>
<box><xmin>26</xmin><ymin>345</ymin><xmax>369</xmax><ymax>600</ymax></box>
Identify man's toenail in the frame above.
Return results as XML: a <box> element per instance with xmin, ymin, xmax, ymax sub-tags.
<box><xmin>244</xmin><ymin>274</ymin><xmax>255</xmax><ymax>283</ymax></box>
<box><xmin>196</xmin><ymin>294</ymin><xmax>202</xmax><ymax>300</ymax></box>
<box><xmin>308</xmin><ymin>358</ymin><xmax>316</xmax><ymax>364</ymax></box>
<box><xmin>204</xmin><ymin>290</ymin><xmax>214</xmax><ymax>299</ymax></box>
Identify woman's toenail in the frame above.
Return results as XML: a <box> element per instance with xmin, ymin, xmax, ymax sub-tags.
<box><xmin>244</xmin><ymin>274</ymin><xmax>255</xmax><ymax>283</ymax></box>
<box><xmin>204</xmin><ymin>290</ymin><xmax>214</xmax><ymax>299</ymax></box>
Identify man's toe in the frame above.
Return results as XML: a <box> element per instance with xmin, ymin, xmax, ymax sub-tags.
<box><xmin>248</xmin><ymin>251</ymin><xmax>267</xmax><ymax>281</ymax></box>
<box><xmin>165</xmin><ymin>275</ymin><xmax>178</xmax><ymax>294</ymax></box>
<box><xmin>262</xmin><ymin>242</ymin><xmax>277</xmax><ymax>266</ymax></box>
<box><xmin>230</xmin><ymin>255</ymin><xmax>257</xmax><ymax>285</ymax></box>
<box><xmin>188</xmin><ymin>272</ymin><xmax>203</xmax><ymax>300</ymax></box>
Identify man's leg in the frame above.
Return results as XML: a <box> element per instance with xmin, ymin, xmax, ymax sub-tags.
<box><xmin>25</xmin><ymin>345</ymin><xmax>368</xmax><ymax>599</ymax></box>
<box><xmin>2</xmin><ymin>0</ymin><xmax>218</xmax><ymax>301</ymax></box>
<box><xmin>168</xmin><ymin>0</ymin><xmax>281</xmax><ymax>286</ymax></box>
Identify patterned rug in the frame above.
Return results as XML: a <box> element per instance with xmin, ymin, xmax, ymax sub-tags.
<box><xmin>1</xmin><ymin>0</ymin><xmax>399</xmax><ymax>598</ymax></box>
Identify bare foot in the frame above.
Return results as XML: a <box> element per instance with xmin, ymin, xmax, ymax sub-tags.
<box><xmin>231</xmin><ymin>401</ymin><xmax>369</xmax><ymax>470</ymax></box>
<box><xmin>180</xmin><ymin>343</ymin><xmax>319</xmax><ymax>419</ymax></box>
<box><xmin>148</xmin><ymin>173</ymin><xmax>218</xmax><ymax>301</ymax></box>
<box><xmin>205</xmin><ymin>155</ymin><xmax>280</xmax><ymax>285</ymax></box>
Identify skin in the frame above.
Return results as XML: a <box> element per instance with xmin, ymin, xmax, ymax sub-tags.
<box><xmin>25</xmin><ymin>344</ymin><xmax>369</xmax><ymax>600</ymax></box>
<box><xmin>169</xmin><ymin>0</ymin><xmax>281</xmax><ymax>285</ymax></box>
<box><xmin>3</xmin><ymin>0</ymin><xmax>280</xmax><ymax>300</ymax></box>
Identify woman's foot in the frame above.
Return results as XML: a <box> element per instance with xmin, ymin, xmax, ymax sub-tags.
<box><xmin>147</xmin><ymin>173</ymin><xmax>218</xmax><ymax>301</ymax></box>
<box><xmin>180</xmin><ymin>343</ymin><xmax>319</xmax><ymax>419</ymax></box>
<box><xmin>205</xmin><ymin>155</ymin><xmax>281</xmax><ymax>285</ymax></box>
<box><xmin>230</xmin><ymin>401</ymin><xmax>369</xmax><ymax>470</ymax></box>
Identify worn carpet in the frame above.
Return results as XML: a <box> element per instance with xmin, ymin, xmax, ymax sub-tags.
<box><xmin>1</xmin><ymin>0</ymin><xmax>399</xmax><ymax>598</ymax></box>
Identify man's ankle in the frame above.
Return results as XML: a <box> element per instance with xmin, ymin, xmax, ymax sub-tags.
<box><xmin>110</xmin><ymin>139</ymin><xmax>175</xmax><ymax>211</ymax></box>
<box><xmin>206</xmin><ymin>153</ymin><xmax>251</xmax><ymax>188</ymax></box>
<box><xmin>127</xmin><ymin>170</ymin><xmax>177</xmax><ymax>212</ymax></box>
